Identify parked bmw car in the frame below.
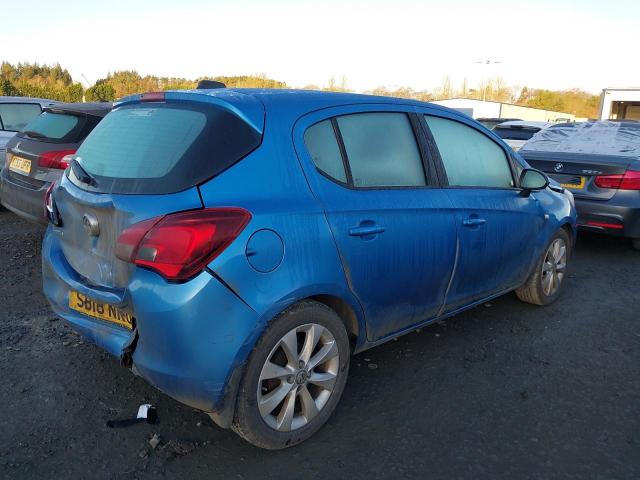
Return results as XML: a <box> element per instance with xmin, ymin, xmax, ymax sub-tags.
<box><xmin>0</xmin><ymin>96</ymin><xmax>60</xmax><ymax>164</ymax></box>
<box><xmin>520</xmin><ymin>121</ymin><xmax>640</xmax><ymax>250</ymax></box>
<box><xmin>1</xmin><ymin>102</ymin><xmax>112</xmax><ymax>223</ymax></box>
<box><xmin>493</xmin><ymin>120</ymin><xmax>554</xmax><ymax>152</ymax></box>
<box><xmin>42</xmin><ymin>89</ymin><xmax>576</xmax><ymax>449</ymax></box>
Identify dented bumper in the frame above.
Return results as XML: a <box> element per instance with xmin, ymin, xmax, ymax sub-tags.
<box><xmin>42</xmin><ymin>228</ymin><xmax>260</xmax><ymax>416</ymax></box>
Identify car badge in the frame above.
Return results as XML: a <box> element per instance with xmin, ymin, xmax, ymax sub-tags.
<box><xmin>554</xmin><ymin>163</ymin><xmax>563</xmax><ymax>172</ymax></box>
<box><xmin>82</xmin><ymin>213</ymin><xmax>100</xmax><ymax>237</ymax></box>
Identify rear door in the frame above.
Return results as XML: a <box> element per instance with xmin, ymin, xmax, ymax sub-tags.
<box><xmin>422</xmin><ymin>111</ymin><xmax>545</xmax><ymax>310</ymax></box>
<box><xmin>295</xmin><ymin>105</ymin><xmax>457</xmax><ymax>341</ymax></box>
<box><xmin>50</xmin><ymin>96</ymin><xmax>263</xmax><ymax>289</ymax></box>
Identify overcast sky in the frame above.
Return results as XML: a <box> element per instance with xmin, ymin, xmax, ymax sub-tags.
<box><xmin>2</xmin><ymin>0</ymin><xmax>638</xmax><ymax>94</ymax></box>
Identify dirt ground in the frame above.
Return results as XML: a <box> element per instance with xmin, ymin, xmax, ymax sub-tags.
<box><xmin>0</xmin><ymin>209</ymin><xmax>638</xmax><ymax>479</ymax></box>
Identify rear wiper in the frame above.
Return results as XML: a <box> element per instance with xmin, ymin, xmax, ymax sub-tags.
<box><xmin>70</xmin><ymin>158</ymin><xmax>97</xmax><ymax>187</ymax></box>
<box><xmin>22</xmin><ymin>130</ymin><xmax>47</xmax><ymax>139</ymax></box>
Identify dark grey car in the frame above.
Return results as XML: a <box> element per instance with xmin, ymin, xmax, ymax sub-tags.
<box><xmin>0</xmin><ymin>97</ymin><xmax>60</xmax><ymax>165</ymax></box>
<box><xmin>1</xmin><ymin>102</ymin><xmax>112</xmax><ymax>223</ymax></box>
<box><xmin>520</xmin><ymin>121</ymin><xmax>640</xmax><ymax>250</ymax></box>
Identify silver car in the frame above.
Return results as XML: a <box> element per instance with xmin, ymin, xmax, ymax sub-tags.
<box><xmin>0</xmin><ymin>97</ymin><xmax>60</xmax><ymax>164</ymax></box>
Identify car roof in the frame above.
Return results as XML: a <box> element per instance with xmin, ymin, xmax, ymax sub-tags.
<box><xmin>121</xmin><ymin>88</ymin><xmax>456</xmax><ymax>119</ymax></box>
<box><xmin>494</xmin><ymin>120</ymin><xmax>552</xmax><ymax>128</ymax></box>
<box><xmin>0</xmin><ymin>96</ymin><xmax>60</xmax><ymax>106</ymax></box>
<box><xmin>232</xmin><ymin>88</ymin><xmax>447</xmax><ymax>115</ymax></box>
<box><xmin>44</xmin><ymin>102</ymin><xmax>113</xmax><ymax>117</ymax></box>
<box><xmin>116</xmin><ymin>88</ymin><xmax>469</xmax><ymax>137</ymax></box>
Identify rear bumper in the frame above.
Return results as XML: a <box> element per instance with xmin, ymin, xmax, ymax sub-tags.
<box><xmin>42</xmin><ymin>228</ymin><xmax>260</xmax><ymax>416</ymax></box>
<box><xmin>575</xmin><ymin>195</ymin><xmax>640</xmax><ymax>239</ymax></box>
<box><xmin>0</xmin><ymin>167</ymin><xmax>49</xmax><ymax>224</ymax></box>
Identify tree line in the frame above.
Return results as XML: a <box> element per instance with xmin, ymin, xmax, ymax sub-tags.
<box><xmin>1</xmin><ymin>62</ymin><xmax>600</xmax><ymax>118</ymax></box>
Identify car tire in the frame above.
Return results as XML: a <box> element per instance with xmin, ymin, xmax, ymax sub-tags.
<box><xmin>232</xmin><ymin>300</ymin><xmax>350</xmax><ymax>449</ymax></box>
<box><xmin>632</xmin><ymin>239</ymin><xmax>640</xmax><ymax>251</ymax></box>
<box><xmin>516</xmin><ymin>228</ymin><xmax>571</xmax><ymax>306</ymax></box>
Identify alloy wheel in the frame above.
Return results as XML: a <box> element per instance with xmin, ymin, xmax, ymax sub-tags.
<box><xmin>541</xmin><ymin>238</ymin><xmax>567</xmax><ymax>296</ymax></box>
<box><xmin>257</xmin><ymin>323</ymin><xmax>340</xmax><ymax>432</ymax></box>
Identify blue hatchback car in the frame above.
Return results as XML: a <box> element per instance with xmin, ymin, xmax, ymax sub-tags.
<box><xmin>42</xmin><ymin>89</ymin><xmax>576</xmax><ymax>449</ymax></box>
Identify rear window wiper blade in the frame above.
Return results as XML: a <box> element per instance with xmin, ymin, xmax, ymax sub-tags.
<box><xmin>71</xmin><ymin>158</ymin><xmax>98</xmax><ymax>187</ymax></box>
<box><xmin>22</xmin><ymin>130</ymin><xmax>47</xmax><ymax>139</ymax></box>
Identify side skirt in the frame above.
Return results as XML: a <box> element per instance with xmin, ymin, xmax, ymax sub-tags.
<box><xmin>353</xmin><ymin>285</ymin><xmax>520</xmax><ymax>354</ymax></box>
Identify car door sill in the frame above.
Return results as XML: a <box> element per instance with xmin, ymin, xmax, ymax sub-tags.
<box><xmin>356</xmin><ymin>285</ymin><xmax>519</xmax><ymax>353</ymax></box>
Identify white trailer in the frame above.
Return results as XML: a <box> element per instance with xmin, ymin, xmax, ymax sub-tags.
<box><xmin>599</xmin><ymin>88</ymin><xmax>640</xmax><ymax>121</ymax></box>
<box><xmin>431</xmin><ymin>98</ymin><xmax>575</xmax><ymax>122</ymax></box>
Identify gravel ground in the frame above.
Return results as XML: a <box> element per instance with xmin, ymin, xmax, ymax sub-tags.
<box><xmin>0</xmin><ymin>209</ymin><xmax>638</xmax><ymax>480</ymax></box>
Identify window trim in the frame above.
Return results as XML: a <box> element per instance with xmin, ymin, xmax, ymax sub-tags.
<box><xmin>305</xmin><ymin>110</ymin><xmax>436</xmax><ymax>191</ymax></box>
<box><xmin>330</xmin><ymin>117</ymin><xmax>354</xmax><ymax>185</ymax></box>
<box><xmin>0</xmin><ymin>102</ymin><xmax>43</xmax><ymax>132</ymax></box>
<box><xmin>420</xmin><ymin>112</ymin><xmax>521</xmax><ymax>191</ymax></box>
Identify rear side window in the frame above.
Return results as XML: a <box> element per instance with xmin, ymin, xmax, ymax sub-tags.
<box><xmin>0</xmin><ymin>103</ymin><xmax>42</xmax><ymax>131</ymax></box>
<box><xmin>336</xmin><ymin>113</ymin><xmax>425</xmax><ymax>188</ymax></box>
<box><xmin>425</xmin><ymin>115</ymin><xmax>514</xmax><ymax>188</ymax></box>
<box><xmin>22</xmin><ymin>112</ymin><xmax>80</xmax><ymax>140</ymax></box>
<box><xmin>304</xmin><ymin>120</ymin><xmax>347</xmax><ymax>183</ymax></box>
<box><xmin>72</xmin><ymin>102</ymin><xmax>261</xmax><ymax>194</ymax></box>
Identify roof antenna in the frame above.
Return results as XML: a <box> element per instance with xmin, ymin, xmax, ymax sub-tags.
<box><xmin>196</xmin><ymin>80</ymin><xmax>226</xmax><ymax>89</ymax></box>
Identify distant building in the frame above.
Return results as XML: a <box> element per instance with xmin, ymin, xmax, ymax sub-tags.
<box><xmin>599</xmin><ymin>88</ymin><xmax>640</xmax><ymax>120</ymax></box>
<box><xmin>430</xmin><ymin>98</ymin><xmax>576</xmax><ymax>123</ymax></box>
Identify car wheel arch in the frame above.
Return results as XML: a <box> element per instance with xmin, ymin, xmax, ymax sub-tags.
<box><xmin>309</xmin><ymin>294</ymin><xmax>360</xmax><ymax>351</ymax></box>
<box><xmin>561</xmin><ymin>222</ymin><xmax>575</xmax><ymax>242</ymax></box>
<box><xmin>208</xmin><ymin>291</ymin><xmax>365</xmax><ymax>430</ymax></box>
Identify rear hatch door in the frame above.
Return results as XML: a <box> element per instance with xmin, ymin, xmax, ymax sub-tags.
<box><xmin>54</xmin><ymin>177</ymin><xmax>203</xmax><ymax>288</ymax></box>
<box><xmin>50</xmin><ymin>92</ymin><xmax>263</xmax><ymax>289</ymax></box>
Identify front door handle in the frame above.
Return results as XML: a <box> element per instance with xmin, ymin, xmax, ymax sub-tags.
<box><xmin>462</xmin><ymin>217</ymin><xmax>486</xmax><ymax>227</ymax></box>
<box><xmin>349</xmin><ymin>224</ymin><xmax>385</xmax><ymax>237</ymax></box>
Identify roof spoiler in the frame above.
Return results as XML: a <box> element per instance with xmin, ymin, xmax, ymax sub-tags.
<box><xmin>196</xmin><ymin>80</ymin><xmax>226</xmax><ymax>90</ymax></box>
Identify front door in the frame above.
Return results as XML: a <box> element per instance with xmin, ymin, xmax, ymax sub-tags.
<box><xmin>422</xmin><ymin>112</ymin><xmax>544</xmax><ymax>311</ymax></box>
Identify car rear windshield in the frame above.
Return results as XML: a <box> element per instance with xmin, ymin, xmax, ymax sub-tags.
<box><xmin>493</xmin><ymin>126</ymin><xmax>540</xmax><ymax>141</ymax></box>
<box><xmin>0</xmin><ymin>103</ymin><xmax>42</xmax><ymax>132</ymax></box>
<box><xmin>70</xmin><ymin>101</ymin><xmax>262</xmax><ymax>194</ymax></box>
<box><xmin>21</xmin><ymin>112</ymin><xmax>81</xmax><ymax>141</ymax></box>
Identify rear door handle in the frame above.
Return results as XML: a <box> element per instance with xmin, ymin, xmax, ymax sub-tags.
<box><xmin>462</xmin><ymin>218</ymin><xmax>486</xmax><ymax>227</ymax></box>
<box><xmin>349</xmin><ymin>225</ymin><xmax>385</xmax><ymax>237</ymax></box>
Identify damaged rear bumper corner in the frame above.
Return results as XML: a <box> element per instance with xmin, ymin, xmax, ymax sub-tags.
<box><xmin>42</xmin><ymin>227</ymin><xmax>262</xmax><ymax>423</ymax></box>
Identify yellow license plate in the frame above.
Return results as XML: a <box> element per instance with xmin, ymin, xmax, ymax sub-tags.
<box><xmin>9</xmin><ymin>156</ymin><xmax>31</xmax><ymax>175</ymax></box>
<box><xmin>560</xmin><ymin>176</ymin><xmax>586</xmax><ymax>190</ymax></box>
<box><xmin>69</xmin><ymin>291</ymin><xmax>134</xmax><ymax>330</ymax></box>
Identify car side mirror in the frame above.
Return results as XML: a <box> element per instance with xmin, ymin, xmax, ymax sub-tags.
<box><xmin>519</xmin><ymin>168</ymin><xmax>549</xmax><ymax>196</ymax></box>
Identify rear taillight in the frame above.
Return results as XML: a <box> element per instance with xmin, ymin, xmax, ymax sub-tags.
<box><xmin>39</xmin><ymin>149</ymin><xmax>76</xmax><ymax>170</ymax></box>
<box><xmin>585</xmin><ymin>221</ymin><xmax>623</xmax><ymax>230</ymax></box>
<box><xmin>594</xmin><ymin>170</ymin><xmax>640</xmax><ymax>190</ymax></box>
<box><xmin>115</xmin><ymin>208</ymin><xmax>251</xmax><ymax>282</ymax></box>
<box><xmin>44</xmin><ymin>182</ymin><xmax>62</xmax><ymax>226</ymax></box>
